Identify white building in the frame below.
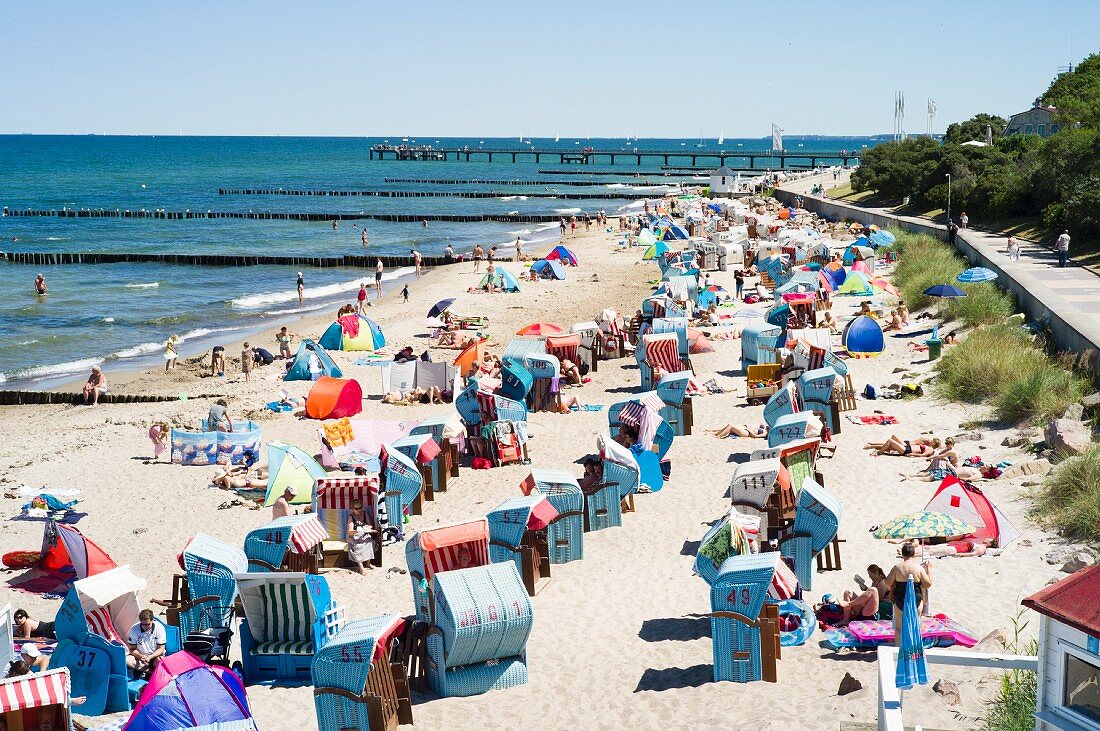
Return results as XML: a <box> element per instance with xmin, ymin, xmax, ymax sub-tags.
<box><xmin>1022</xmin><ymin>564</ymin><xmax>1100</xmax><ymax>730</ymax></box>
<box><xmin>709</xmin><ymin>166</ymin><xmax>738</xmax><ymax>198</ymax></box>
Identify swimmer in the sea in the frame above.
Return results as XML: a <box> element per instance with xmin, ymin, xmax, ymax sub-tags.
<box><xmin>34</xmin><ymin>273</ymin><xmax>47</xmax><ymax>295</ymax></box>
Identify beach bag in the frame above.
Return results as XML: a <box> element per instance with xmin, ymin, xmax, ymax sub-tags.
<box><xmin>862</xmin><ymin>384</ymin><xmax>876</xmax><ymax>400</ymax></box>
<box><xmin>814</xmin><ymin>603</ymin><xmax>844</xmax><ymax>630</ymax></box>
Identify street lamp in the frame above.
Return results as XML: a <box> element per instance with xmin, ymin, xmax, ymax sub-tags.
<box><xmin>945</xmin><ymin>173</ymin><xmax>952</xmax><ymax>224</ymax></box>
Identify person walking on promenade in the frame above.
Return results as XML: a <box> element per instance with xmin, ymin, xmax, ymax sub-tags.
<box><xmin>959</xmin><ymin>211</ymin><xmax>968</xmax><ymax>229</ymax></box>
<box><xmin>946</xmin><ymin>221</ymin><xmax>958</xmax><ymax>245</ymax></box>
<box><xmin>1006</xmin><ymin>236</ymin><xmax>1020</xmax><ymax>262</ymax></box>
<box><xmin>1056</xmin><ymin>230</ymin><xmax>1071</xmax><ymax>268</ymax></box>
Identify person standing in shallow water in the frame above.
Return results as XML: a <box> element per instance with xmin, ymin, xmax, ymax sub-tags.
<box><xmin>296</xmin><ymin>271</ymin><xmax>304</xmax><ymax>303</ymax></box>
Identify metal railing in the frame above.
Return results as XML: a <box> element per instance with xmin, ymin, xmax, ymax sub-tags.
<box><xmin>876</xmin><ymin>645</ymin><xmax>1038</xmax><ymax>731</ymax></box>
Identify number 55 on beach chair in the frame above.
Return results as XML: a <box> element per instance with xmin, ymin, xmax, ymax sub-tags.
<box><xmin>405</xmin><ymin>520</ymin><xmax>533</xmax><ymax>697</ymax></box>
<box><xmin>312</xmin><ymin>613</ymin><xmax>414</xmax><ymax>731</ymax></box>
<box><xmin>234</xmin><ymin>572</ymin><xmax>343</xmax><ymax>685</ymax></box>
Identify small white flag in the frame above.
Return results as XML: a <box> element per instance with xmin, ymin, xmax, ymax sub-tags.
<box><xmin>928</xmin><ymin>98</ymin><xmax>938</xmax><ymax>116</ymax></box>
<box><xmin>771</xmin><ymin>123</ymin><xmax>784</xmax><ymax>151</ymax></box>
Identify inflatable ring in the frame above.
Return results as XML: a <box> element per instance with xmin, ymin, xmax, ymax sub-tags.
<box><xmin>3</xmin><ymin>550</ymin><xmax>42</xmax><ymax>569</ymax></box>
<box><xmin>777</xmin><ymin>598</ymin><xmax>816</xmax><ymax>647</ymax></box>
<box><xmin>604</xmin><ymin>335</ymin><xmax>618</xmax><ymax>352</ymax></box>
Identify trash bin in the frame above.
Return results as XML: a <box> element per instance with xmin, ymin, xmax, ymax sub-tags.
<box><xmin>926</xmin><ymin>338</ymin><xmax>942</xmax><ymax>361</ymax></box>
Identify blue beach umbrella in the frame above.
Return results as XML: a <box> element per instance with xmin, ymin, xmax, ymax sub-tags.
<box><xmin>895</xmin><ymin>576</ymin><xmax>929</xmax><ymax>690</ymax></box>
<box><xmin>956</xmin><ymin>267</ymin><xmax>997</xmax><ymax>284</ymax></box>
<box><xmin>923</xmin><ymin>283</ymin><xmax>968</xmax><ymax>299</ymax></box>
<box><xmin>706</xmin><ymin>203</ymin><xmax>722</xmax><ymax>213</ymax></box>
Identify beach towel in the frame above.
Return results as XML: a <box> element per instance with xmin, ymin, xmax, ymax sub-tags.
<box><xmin>338</xmin><ymin>314</ymin><xmax>360</xmax><ymax>338</ymax></box>
<box><xmin>858</xmin><ymin>415</ymin><xmax>898</xmax><ymax>425</ymax></box>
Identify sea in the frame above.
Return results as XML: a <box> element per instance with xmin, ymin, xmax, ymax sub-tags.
<box><xmin>0</xmin><ymin>134</ymin><xmax>881</xmax><ymax>389</ymax></box>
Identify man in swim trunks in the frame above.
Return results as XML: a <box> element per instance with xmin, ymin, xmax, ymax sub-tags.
<box><xmin>34</xmin><ymin>274</ymin><xmax>47</xmax><ymax>294</ymax></box>
<box><xmin>375</xmin><ymin>259</ymin><xmax>384</xmax><ymax>295</ymax></box>
<box><xmin>883</xmin><ymin>542</ymin><xmax>932</xmax><ymax>643</ymax></box>
<box><xmin>471</xmin><ymin>244</ymin><xmax>483</xmax><ymax>273</ymax></box>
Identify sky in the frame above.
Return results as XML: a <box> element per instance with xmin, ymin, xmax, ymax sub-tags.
<box><xmin>2</xmin><ymin>0</ymin><xmax>1099</xmax><ymax>138</ymax></box>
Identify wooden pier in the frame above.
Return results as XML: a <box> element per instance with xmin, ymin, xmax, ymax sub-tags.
<box><xmin>217</xmin><ymin>188</ymin><xmax>651</xmax><ymax>200</ymax></box>
<box><xmin>3</xmin><ymin>251</ymin><xmax>453</xmax><ymax>268</ymax></box>
<box><xmin>382</xmin><ymin>177</ymin><xmax>694</xmax><ymax>186</ymax></box>
<box><xmin>2</xmin><ymin>208</ymin><xmax>569</xmax><ymax>224</ymax></box>
<box><xmin>369</xmin><ymin>145</ymin><xmax>861</xmax><ymax>168</ymax></box>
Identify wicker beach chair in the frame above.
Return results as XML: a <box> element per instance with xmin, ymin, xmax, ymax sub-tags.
<box><xmin>570</xmin><ymin>321</ymin><xmax>600</xmax><ymax>373</ymax></box>
<box><xmin>380</xmin><ymin>447</ymin><xmax>424</xmax><ymax>530</ymax></box>
<box><xmin>520</xmin><ymin>469</ymin><xmax>584</xmax><ymax>564</ymax></box>
<box><xmin>51</xmin><ymin>566</ymin><xmax>181</xmax><ymax>715</ymax></box>
<box><xmin>312</xmin><ymin>614</ymin><xmax>413</xmax><ymax>731</ymax></box>
<box><xmin>741</xmin><ymin>323</ymin><xmax>782</xmax><ymax>366</ymax></box>
<box><xmin>454</xmin><ymin>377</ymin><xmax>482</xmax><ymax>427</ymax></box>
<box><xmin>244</xmin><ymin>514</ymin><xmax>328</xmax><ymax>574</ymax></box>
<box><xmin>313</xmin><ymin>476</ymin><xmax>384</xmax><ymax>569</ymax></box>
<box><xmin>729</xmin><ymin>458</ymin><xmax>796</xmax><ymax>546</ymax></box>
<box><xmin>598</xmin><ymin>433</ymin><xmax>640</xmax><ymax>515</ymax></box>
<box><xmin>500</xmin><ymin>358</ymin><xmax>534</xmax><ymax>402</ymax></box>
<box><xmin>171</xmin><ymin>534</ymin><xmax>249</xmax><ymax>638</ymax></box>
<box><xmin>763</xmin><ymin>382</ymin><xmax>801</xmax><ymax>429</ymax></box>
<box><xmin>523</xmin><ymin>352</ymin><xmax>561</xmax><ymax>413</ymax></box>
<box><xmin>486</xmin><ymin>495</ymin><xmax>553</xmax><ymax>596</ymax></box>
<box><xmin>544</xmin><ymin>333</ymin><xmax>581</xmax><ymax>376</ymax></box>
<box><xmin>797</xmin><ymin>365</ymin><xmax>840</xmax><ymax>435</ymax></box>
<box><xmin>656</xmin><ymin>371</ymin><xmax>694</xmax><ymax>436</ymax></box>
<box><xmin>767</xmin><ymin>412</ymin><xmax>822</xmax><ymax>448</ymax></box>
<box><xmin>638</xmin><ymin>332</ymin><xmax>683</xmax><ymax>392</ymax></box>
<box><xmin>234</xmin><ymin>572</ymin><xmax>343</xmax><ymax>685</ymax></box>
<box><xmin>390</xmin><ymin>433</ymin><xmax>445</xmax><ymax>504</ymax></box>
<box><xmin>405</xmin><ymin>520</ymin><xmax>533</xmax><ymax>697</ymax></box>
<box><xmin>777</xmin><ymin>477</ymin><xmax>842</xmax><ymax>591</ymax></box>
<box><xmin>409</xmin><ymin>414</ymin><xmax>461</xmax><ymax>486</ymax></box>
<box><xmin>707</xmin><ymin>552</ymin><xmax>783</xmax><ymax>684</ymax></box>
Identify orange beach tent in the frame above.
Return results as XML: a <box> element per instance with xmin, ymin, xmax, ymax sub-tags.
<box><xmin>305</xmin><ymin>377</ymin><xmax>363</xmax><ymax>420</ymax></box>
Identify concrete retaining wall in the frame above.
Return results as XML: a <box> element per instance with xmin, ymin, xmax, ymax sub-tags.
<box><xmin>774</xmin><ymin>187</ymin><xmax>1100</xmax><ymax>376</ymax></box>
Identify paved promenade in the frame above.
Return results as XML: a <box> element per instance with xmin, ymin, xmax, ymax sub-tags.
<box><xmin>776</xmin><ymin>172</ymin><xmax>1100</xmax><ymax>372</ymax></box>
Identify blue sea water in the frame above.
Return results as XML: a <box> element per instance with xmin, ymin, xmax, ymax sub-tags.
<box><xmin>0</xmin><ymin>134</ymin><xmax>879</xmax><ymax>388</ymax></box>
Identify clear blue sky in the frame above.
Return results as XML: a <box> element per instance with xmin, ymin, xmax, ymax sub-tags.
<box><xmin>2</xmin><ymin>0</ymin><xmax>1098</xmax><ymax>137</ymax></box>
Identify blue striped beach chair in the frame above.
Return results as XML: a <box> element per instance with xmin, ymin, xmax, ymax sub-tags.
<box><xmin>234</xmin><ymin>572</ymin><xmax>343</xmax><ymax>685</ymax></box>
<box><xmin>608</xmin><ymin>395</ymin><xmax>672</xmax><ymax>493</ymax></box>
<box><xmin>729</xmin><ymin>458</ymin><xmax>796</xmax><ymax>546</ymax></box>
<box><xmin>380</xmin><ymin>446</ymin><xmax>424</xmax><ymax>530</ymax></box>
<box><xmin>598</xmin><ymin>433</ymin><xmax>640</xmax><ymax>514</ymax></box>
<box><xmin>312</xmin><ymin>476</ymin><xmax>383</xmax><ymax>569</ymax></box>
<box><xmin>486</xmin><ymin>495</ymin><xmax>553</xmax><ymax>595</ymax></box>
<box><xmin>180</xmin><ymin>533</ymin><xmax>249</xmax><ymax>638</ymax></box>
<box><xmin>405</xmin><ymin>520</ymin><xmax>533</xmax><ymax>697</ymax></box>
<box><xmin>778</xmin><ymin>476</ymin><xmax>842</xmax><ymax>590</ymax></box>
<box><xmin>500</xmin><ymin>358</ymin><xmax>534</xmax><ymax>402</ymax></box>
<box><xmin>520</xmin><ymin>470</ymin><xmax>584</xmax><ymax>564</ymax></box>
<box><xmin>708</xmin><ymin>552</ymin><xmax>783</xmax><ymax>683</ymax></box>
<box><xmin>390</xmin><ymin>433</ymin><xmax>443</xmax><ymax>503</ymax></box>
<box><xmin>523</xmin><ymin>352</ymin><xmax>560</xmax><ymax>413</ymax></box>
<box><xmin>767</xmin><ymin>412</ymin><xmax>821</xmax><ymax>448</ymax></box>
<box><xmin>797</xmin><ymin>365</ymin><xmax>838</xmax><ymax>432</ymax></box>
<box><xmin>410</xmin><ymin>414</ymin><xmax>460</xmax><ymax>490</ymax></box>
<box><xmin>656</xmin><ymin>371</ymin><xmax>693</xmax><ymax>436</ymax></box>
<box><xmin>741</xmin><ymin>323</ymin><xmax>782</xmax><ymax>366</ymax></box>
<box><xmin>244</xmin><ymin>514</ymin><xmax>328</xmax><ymax>574</ymax></box>
<box><xmin>763</xmin><ymin>382</ymin><xmax>800</xmax><ymax>429</ymax></box>
<box><xmin>454</xmin><ymin>377</ymin><xmax>482</xmax><ymax>426</ymax></box>
<box><xmin>312</xmin><ymin>614</ymin><xmax>413</xmax><ymax>731</ymax></box>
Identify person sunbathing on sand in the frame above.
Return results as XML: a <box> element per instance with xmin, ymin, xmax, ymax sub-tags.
<box><xmin>560</xmin><ymin>358</ymin><xmax>582</xmax><ymax>386</ymax></box>
<box><xmin>920</xmin><ymin>536</ymin><xmax>995</xmax><ymax>557</ymax></box>
<box><xmin>557</xmin><ymin>393</ymin><xmax>586</xmax><ymax>413</ymax></box>
<box><xmin>709</xmin><ymin>423</ymin><xmax>767</xmax><ymax>439</ymax></box>
<box><xmin>833</xmin><ymin>585</ymin><xmax>880</xmax><ymax>624</ymax></box>
<box><xmin>435</xmin><ymin>331</ymin><xmax>473</xmax><ymax>349</ymax></box>
<box><xmin>900</xmin><ymin>452</ymin><xmax>983</xmax><ymax>482</ymax></box>
<box><xmin>211</xmin><ymin>464</ymin><xmax>268</xmax><ymax>490</ymax></box>
<box><xmin>864</xmin><ymin>435</ymin><xmax>940</xmax><ymax>457</ymax></box>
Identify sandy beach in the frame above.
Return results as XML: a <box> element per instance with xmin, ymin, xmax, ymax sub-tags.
<box><xmin>1</xmin><ymin>208</ymin><xmax>1088</xmax><ymax>730</ymax></box>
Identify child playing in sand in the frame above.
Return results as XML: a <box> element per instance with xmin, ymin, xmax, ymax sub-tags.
<box><xmin>241</xmin><ymin>342</ymin><xmax>252</xmax><ymax>382</ymax></box>
<box><xmin>164</xmin><ymin>335</ymin><xmax>178</xmax><ymax>371</ymax></box>
<box><xmin>147</xmin><ymin>422</ymin><xmax>170</xmax><ymax>462</ymax></box>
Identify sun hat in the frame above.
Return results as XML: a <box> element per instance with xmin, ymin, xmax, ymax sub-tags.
<box><xmin>283</xmin><ymin>485</ymin><xmax>297</xmax><ymax>497</ymax></box>
<box><xmin>20</xmin><ymin>644</ymin><xmax>41</xmax><ymax>659</ymax></box>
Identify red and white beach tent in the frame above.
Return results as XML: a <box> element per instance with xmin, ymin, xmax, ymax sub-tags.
<box><xmin>925</xmin><ymin>476</ymin><xmax>1021</xmax><ymax>547</ymax></box>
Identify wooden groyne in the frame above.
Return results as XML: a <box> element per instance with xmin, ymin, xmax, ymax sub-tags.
<box><xmin>384</xmin><ymin>177</ymin><xmax>693</xmax><ymax>186</ymax></box>
<box><xmin>3</xmin><ymin>251</ymin><xmax>453</xmax><ymax>268</ymax></box>
<box><xmin>217</xmin><ymin>188</ymin><xmax>650</xmax><ymax>200</ymax></box>
<box><xmin>0</xmin><ymin>390</ymin><xmax>186</xmax><ymax>406</ymax></box>
<box><xmin>2</xmin><ymin>208</ymin><xmax>568</xmax><ymax>224</ymax></box>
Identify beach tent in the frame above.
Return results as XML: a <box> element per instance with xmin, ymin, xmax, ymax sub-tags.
<box><xmin>661</xmin><ymin>223</ymin><xmax>690</xmax><ymax>241</ymax></box>
<box><xmin>869</xmin><ymin>229</ymin><xmax>896</xmax><ymax>247</ymax></box>
<box><xmin>318</xmin><ymin>314</ymin><xmax>386</xmax><ymax>352</ymax></box>
<box><xmin>305</xmin><ymin>376</ymin><xmax>363</xmax><ymax>420</ymax></box>
<box><xmin>530</xmin><ymin>258</ymin><xmax>566</xmax><ymax>280</ymax></box>
<box><xmin>478</xmin><ymin>267</ymin><xmax>521</xmax><ymax>292</ymax></box>
<box><xmin>264</xmin><ymin>442</ymin><xmax>326</xmax><ymax>507</ymax></box>
<box><xmin>841</xmin><ymin>315</ymin><xmax>886</xmax><ymax>358</ymax></box>
<box><xmin>545</xmin><ymin>245</ymin><xmax>579</xmax><ymax>266</ymax></box>
<box><xmin>642</xmin><ymin>239</ymin><xmax>670</xmax><ymax>261</ymax></box>
<box><xmin>285</xmin><ymin>339</ymin><xmax>342</xmax><ymax>381</ymax></box>
<box><xmin>924</xmin><ymin>476</ymin><xmax>1020</xmax><ymax>548</ymax></box>
<box><xmin>835</xmin><ymin>270</ymin><xmax>876</xmax><ymax>296</ymax></box>
<box><xmin>38</xmin><ymin>521</ymin><xmax>116</xmax><ymax>578</ymax></box>
<box><xmin>122</xmin><ymin>651</ymin><xmax>255</xmax><ymax>731</ymax></box>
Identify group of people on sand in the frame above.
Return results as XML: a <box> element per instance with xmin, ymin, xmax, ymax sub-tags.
<box><xmin>863</xmin><ymin>434</ymin><xmax>985</xmax><ymax>481</ymax></box>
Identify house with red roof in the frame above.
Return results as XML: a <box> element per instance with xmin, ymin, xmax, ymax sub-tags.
<box><xmin>1022</xmin><ymin>564</ymin><xmax>1100</xmax><ymax>730</ymax></box>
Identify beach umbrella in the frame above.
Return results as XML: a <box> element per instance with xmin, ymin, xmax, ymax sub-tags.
<box><xmin>873</xmin><ymin>510</ymin><xmax>974</xmax><ymax>540</ymax></box>
<box><xmin>427</xmin><ymin>298</ymin><xmax>456</xmax><ymax>319</ymax></box>
<box><xmin>895</xmin><ymin>576</ymin><xmax>929</xmax><ymax>690</ymax></box>
<box><xmin>867</xmin><ymin>224</ymin><xmax>880</xmax><ymax>232</ymax></box>
<box><xmin>956</xmin><ymin>267</ymin><xmax>998</xmax><ymax>284</ymax></box>
<box><xmin>870</xmin><ymin>278</ymin><xmax>900</xmax><ymax>298</ymax></box>
<box><xmin>869</xmin><ymin>230</ymin><xmax>896</xmax><ymax>247</ymax></box>
<box><xmin>848</xmin><ymin>222</ymin><xmax>864</xmax><ymax>231</ymax></box>
<box><xmin>706</xmin><ymin>203</ymin><xmax>722</xmax><ymax>213</ymax></box>
<box><xmin>517</xmin><ymin>322</ymin><xmax>563</xmax><ymax>337</ymax></box>
<box><xmin>923</xmin><ymin>283</ymin><xmax>968</xmax><ymax>299</ymax></box>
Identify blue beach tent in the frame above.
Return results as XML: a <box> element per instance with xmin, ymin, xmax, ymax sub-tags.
<box><xmin>530</xmin><ymin>258</ymin><xmax>566</xmax><ymax>280</ymax></box>
<box><xmin>479</xmin><ymin>267</ymin><xmax>521</xmax><ymax>292</ymax></box>
<box><xmin>842</xmin><ymin>315</ymin><xmax>886</xmax><ymax>358</ymax></box>
<box><xmin>285</xmin><ymin>339</ymin><xmax>342</xmax><ymax>381</ymax></box>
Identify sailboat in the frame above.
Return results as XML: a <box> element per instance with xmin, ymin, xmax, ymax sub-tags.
<box><xmin>694</xmin><ymin>131</ymin><xmax>706</xmax><ymax>148</ymax></box>
<box><xmin>519</xmin><ymin>134</ymin><xmax>524</xmax><ymax>142</ymax></box>
<box><xmin>718</xmin><ymin>133</ymin><xmax>724</xmax><ymax>145</ymax></box>
<box><xmin>555</xmin><ymin>133</ymin><xmax>560</xmax><ymax>142</ymax></box>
